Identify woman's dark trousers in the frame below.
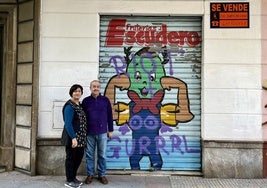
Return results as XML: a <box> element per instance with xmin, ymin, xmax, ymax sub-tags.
<box><xmin>65</xmin><ymin>146</ymin><xmax>84</xmax><ymax>182</ymax></box>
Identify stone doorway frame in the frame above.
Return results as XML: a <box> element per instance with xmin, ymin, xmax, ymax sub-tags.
<box><xmin>0</xmin><ymin>5</ymin><xmax>17</xmax><ymax>171</ymax></box>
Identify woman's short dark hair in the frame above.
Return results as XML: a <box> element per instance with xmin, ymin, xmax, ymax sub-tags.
<box><xmin>69</xmin><ymin>84</ymin><xmax>83</xmax><ymax>97</ymax></box>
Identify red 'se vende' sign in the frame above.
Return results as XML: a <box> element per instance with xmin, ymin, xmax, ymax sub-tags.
<box><xmin>210</xmin><ymin>2</ymin><xmax>249</xmax><ymax>28</ymax></box>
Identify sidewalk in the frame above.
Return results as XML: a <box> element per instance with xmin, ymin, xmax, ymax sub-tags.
<box><xmin>1</xmin><ymin>171</ymin><xmax>267</xmax><ymax>188</ymax></box>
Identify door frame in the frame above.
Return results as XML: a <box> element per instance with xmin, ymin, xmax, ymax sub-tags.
<box><xmin>0</xmin><ymin>5</ymin><xmax>17</xmax><ymax>171</ymax></box>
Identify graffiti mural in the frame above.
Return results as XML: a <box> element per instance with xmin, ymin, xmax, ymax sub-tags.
<box><xmin>100</xmin><ymin>16</ymin><xmax>202</xmax><ymax>170</ymax></box>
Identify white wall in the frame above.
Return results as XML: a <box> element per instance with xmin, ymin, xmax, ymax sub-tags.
<box><xmin>38</xmin><ymin>0</ymin><xmax>262</xmax><ymax>141</ymax></box>
<box><xmin>202</xmin><ymin>0</ymin><xmax>262</xmax><ymax>141</ymax></box>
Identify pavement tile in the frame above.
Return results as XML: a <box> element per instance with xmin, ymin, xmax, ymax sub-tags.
<box><xmin>1</xmin><ymin>171</ymin><xmax>267</xmax><ymax>188</ymax></box>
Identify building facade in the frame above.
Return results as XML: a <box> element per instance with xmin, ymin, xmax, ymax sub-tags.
<box><xmin>0</xmin><ymin>0</ymin><xmax>266</xmax><ymax>178</ymax></box>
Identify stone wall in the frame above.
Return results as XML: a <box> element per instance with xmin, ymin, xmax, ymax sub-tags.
<box><xmin>36</xmin><ymin>139</ymin><xmax>86</xmax><ymax>175</ymax></box>
<box><xmin>203</xmin><ymin>141</ymin><xmax>262</xmax><ymax>178</ymax></box>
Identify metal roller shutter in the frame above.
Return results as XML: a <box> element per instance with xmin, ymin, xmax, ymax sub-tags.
<box><xmin>99</xmin><ymin>16</ymin><xmax>202</xmax><ymax>172</ymax></box>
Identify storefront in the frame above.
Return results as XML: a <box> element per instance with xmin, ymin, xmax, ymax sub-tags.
<box><xmin>0</xmin><ymin>0</ymin><xmax>265</xmax><ymax>178</ymax></box>
<box><xmin>99</xmin><ymin>16</ymin><xmax>202</xmax><ymax>171</ymax></box>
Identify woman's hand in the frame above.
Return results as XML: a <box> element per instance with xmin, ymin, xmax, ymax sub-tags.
<box><xmin>72</xmin><ymin>138</ymin><xmax>78</xmax><ymax>148</ymax></box>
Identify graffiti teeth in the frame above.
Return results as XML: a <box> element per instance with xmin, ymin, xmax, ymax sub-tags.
<box><xmin>140</xmin><ymin>88</ymin><xmax>148</xmax><ymax>97</ymax></box>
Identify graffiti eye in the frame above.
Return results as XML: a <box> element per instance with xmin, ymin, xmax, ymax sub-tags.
<box><xmin>150</xmin><ymin>73</ymin><xmax>155</xmax><ymax>81</ymax></box>
<box><xmin>135</xmin><ymin>71</ymin><xmax>141</xmax><ymax>81</ymax></box>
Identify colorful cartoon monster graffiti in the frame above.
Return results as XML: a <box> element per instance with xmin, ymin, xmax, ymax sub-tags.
<box><xmin>104</xmin><ymin>46</ymin><xmax>194</xmax><ymax>170</ymax></box>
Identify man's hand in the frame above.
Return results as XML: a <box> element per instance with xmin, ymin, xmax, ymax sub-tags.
<box><xmin>107</xmin><ymin>132</ymin><xmax>113</xmax><ymax>138</ymax></box>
